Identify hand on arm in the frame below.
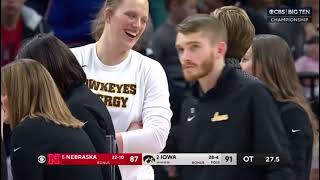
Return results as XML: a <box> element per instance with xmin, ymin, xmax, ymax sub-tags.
<box><xmin>116</xmin><ymin>121</ymin><xmax>143</xmax><ymax>153</ymax></box>
<box><xmin>117</xmin><ymin>62</ymin><xmax>172</xmax><ymax>153</ymax></box>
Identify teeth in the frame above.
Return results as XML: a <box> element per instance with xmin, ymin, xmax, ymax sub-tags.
<box><xmin>125</xmin><ymin>31</ymin><xmax>137</xmax><ymax>37</ymax></box>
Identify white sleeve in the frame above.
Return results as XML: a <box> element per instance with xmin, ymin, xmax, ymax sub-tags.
<box><xmin>120</xmin><ymin>61</ymin><xmax>172</xmax><ymax>153</ymax></box>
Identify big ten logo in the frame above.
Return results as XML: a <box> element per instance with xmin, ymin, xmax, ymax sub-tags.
<box><xmin>47</xmin><ymin>154</ymin><xmax>61</xmax><ymax>165</ymax></box>
<box><xmin>288</xmin><ymin>9</ymin><xmax>299</xmax><ymax>15</ymax></box>
<box><xmin>288</xmin><ymin>9</ymin><xmax>311</xmax><ymax>15</ymax></box>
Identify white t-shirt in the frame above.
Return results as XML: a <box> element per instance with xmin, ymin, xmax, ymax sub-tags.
<box><xmin>71</xmin><ymin>43</ymin><xmax>172</xmax><ymax>180</ymax></box>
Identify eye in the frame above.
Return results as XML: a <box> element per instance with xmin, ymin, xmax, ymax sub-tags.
<box><xmin>190</xmin><ymin>44</ymin><xmax>199</xmax><ymax>51</ymax></box>
<box><xmin>141</xmin><ymin>18</ymin><xmax>147</xmax><ymax>24</ymax></box>
<box><xmin>125</xmin><ymin>12</ymin><xmax>136</xmax><ymax>19</ymax></box>
<box><xmin>241</xmin><ymin>58</ymin><xmax>248</xmax><ymax>62</ymax></box>
<box><xmin>176</xmin><ymin>47</ymin><xmax>184</xmax><ymax>54</ymax></box>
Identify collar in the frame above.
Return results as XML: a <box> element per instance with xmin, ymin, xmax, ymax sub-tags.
<box><xmin>225</xmin><ymin>57</ymin><xmax>241</xmax><ymax>70</ymax></box>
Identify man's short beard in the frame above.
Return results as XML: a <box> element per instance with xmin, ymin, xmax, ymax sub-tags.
<box><xmin>183</xmin><ymin>53</ymin><xmax>214</xmax><ymax>81</ymax></box>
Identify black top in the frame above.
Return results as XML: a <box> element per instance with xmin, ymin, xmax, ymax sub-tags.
<box><xmin>10</xmin><ymin>116</ymin><xmax>103</xmax><ymax>180</ymax></box>
<box><xmin>278</xmin><ymin>101</ymin><xmax>313</xmax><ymax>180</ymax></box>
<box><xmin>1</xmin><ymin>139</ymin><xmax>8</xmax><ymax>180</ymax></box>
<box><xmin>65</xmin><ymin>84</ymin><xmax>115</xmax><ymax>153</ymax></box>
<box><xmin>65</xmin><ymin>84</ymin><xmax>121</xmax><ymax>180</ymax></box>
<box><xmin>165</xmin><ymin>64</ymin><xmax>294</xmax><ymax>180</ymax></box>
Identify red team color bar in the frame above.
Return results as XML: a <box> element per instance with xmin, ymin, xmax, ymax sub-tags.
<box><xmin>46</xmin><ymin>153</ymin><xmax>142</xmax><ymax>165</ymax></box>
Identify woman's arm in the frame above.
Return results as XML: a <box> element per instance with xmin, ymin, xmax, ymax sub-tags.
<box><xmin>117</xmin><ymin>61</ymin><xmax>172</xmax><ymax>153</ymax></box>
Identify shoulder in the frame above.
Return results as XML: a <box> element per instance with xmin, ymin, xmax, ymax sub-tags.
<box><xmin>239</xmin><ymin>77</ymin><xmax>278</xmax><ymax>107</ymax></box>
<box><xmin>279</xmin><ymin>102</ymin><xmax>311</xmax><ymax>127</ymax></box>
<box><xmin>66</xmin><ymin>86</ymin><xmax>111</xmax><ymax>122</ymax></box>
<box><xmin>231</xmin><ymin>69</ymin><xmax>268</xmax><ymax>97</ymax></box>
<box><xmin>66</xmin><ymin>85</ymin><xmax>91</xmax><ymax>104</ymax></box>
<box><xmin>71</xmin><ymin>43</ymin><xmax>96</xmax><ymax>64</ymax></box>
<box><xmin>14</xmin><ymin>116</ymin><xmax>45</xmax><ymax>128</ymax></box>
<box><xmin>279</xmin><ymin>101</ymin><xmax>302</xmax><ymax>111</ymax></box>
<box><xmin>66</xmin><ymin>94</ymin><xmax>94</xmax><ymax>123</ymax></box>
<box><xmin>279</xmin><ymin>102</ymin><xmax>308</xmax><ymax>119</ymax></box>
<box><xmin>11</xmin><ymin>116</ymin><xmax>48</xmax><ymax>139</ymax></box>
<box><xmin>71</xmin><ymin>43</ymin><xmax>95</xmax><ymax>55</ymax></box>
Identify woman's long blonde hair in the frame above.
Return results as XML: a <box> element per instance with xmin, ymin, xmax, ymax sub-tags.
<box><xmin>1</xmin><ymin>59</ymin><xmax>83</xmax><ymax>129</ymax></box>
<box><xmin>252</xmin><ymin>34</ymin><xmax>318</xmax><ymax>142</ymax></box>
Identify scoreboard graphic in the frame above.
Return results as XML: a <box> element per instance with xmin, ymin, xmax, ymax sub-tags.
<box><xmin>42</xmin><ymin>153</ymin><xmax>285</xmax><ymax>166</ymax></box>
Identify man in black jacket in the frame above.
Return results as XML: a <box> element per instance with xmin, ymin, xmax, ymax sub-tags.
<box><xmin>169</xmin><ymin>13</ymin><xmax>294</xmax><ymax>180</ymax></box>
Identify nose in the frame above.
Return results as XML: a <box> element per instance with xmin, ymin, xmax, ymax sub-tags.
<box><xmin>179</xmin><ymin>50</ymin><xmax>192</xmax><ymax>64</ymax></box>
<box><xmin>132</xmin><ymin>19</ymin><xmax>142</xmax><ymax>29</ymax></box>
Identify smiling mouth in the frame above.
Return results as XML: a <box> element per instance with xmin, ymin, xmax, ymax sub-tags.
<box><xmin>125</xmin><ymin>31</ymin><xmax>137</xmax><ymax>39</ymax></box>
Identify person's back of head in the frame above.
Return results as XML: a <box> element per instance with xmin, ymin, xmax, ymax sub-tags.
<box><xmin>16</xmin><ymin>33</ymin><xmax>86</xmax><ymax>97</ymax></box>
<box><xmin>1</xmin><ymin>59</ymin><xmax>83</xmax><ymax>129</ymax></box>
<box><xmin>211</xmin><ymin>6</ymin><xmax>255</xmax><ymax>60</ymax></box>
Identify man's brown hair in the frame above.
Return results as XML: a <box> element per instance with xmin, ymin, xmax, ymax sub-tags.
<box><xmin>176</xmin><ymin>14</ymin><xmax>227</xmax><ymax>44</ymax></box>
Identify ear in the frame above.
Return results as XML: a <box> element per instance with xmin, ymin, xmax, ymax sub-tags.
<box><xmin>104</xmin><ymin>8</ymin><xmax>113</xmax><ymax>23</ymax></box>
<box><xmin>216</xmin><ymin>41</ymin><xmax>227</xmax><ymax>59</ymax></box>
<box><xmin>1</xmin><ymin>95</ymin><xmax>8</xmax><ymax>111</ymax></box>
<box><xmin>1</xmin><ymin>95</ymin><xmax>10</xmax><ymax>124</ymax></box>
